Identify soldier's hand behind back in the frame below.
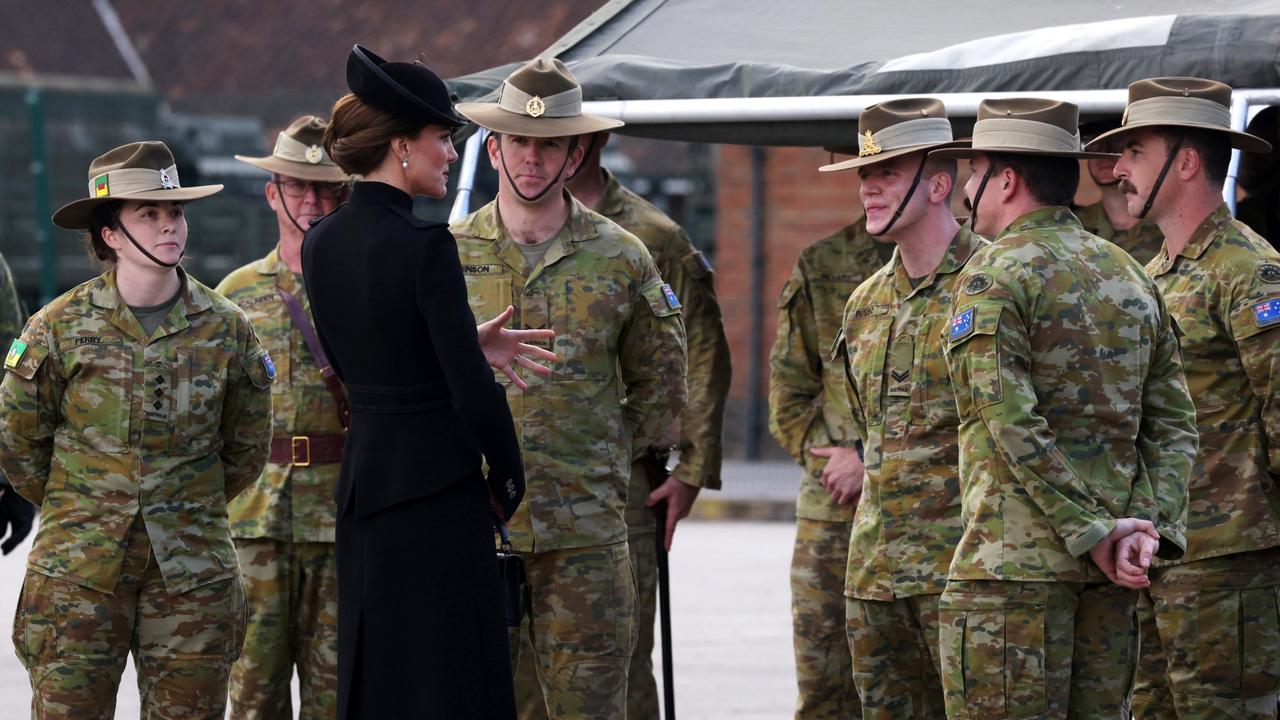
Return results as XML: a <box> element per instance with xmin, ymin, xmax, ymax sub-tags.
<box><xmin>0</xmin><ymin>479</ymin><xmax>35</xmax><ymax>555</ymax></box>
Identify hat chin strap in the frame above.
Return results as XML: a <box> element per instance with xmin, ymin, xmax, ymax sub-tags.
<box><xmin>565</xmin><ymin>134</ymin><xmax>600</xmax><ymax>183</ymax></box>
<box><xmin>276</xmin><ymin>186</ymin><xmax>309</xmax><ymax>235</ymax></box>
<box><xmin>119</xmin><ymin>221</ymin><xmax>182</xmax><ymax>269</ymax></box>
<box><xmin>868</xmin><ymin>154</ymin><xmax>930</xmax><ymax>237</ymax></box>
<box><xmin>498</xmin><ymin>136</ymin><xmax>580</xmax><ymax>203</ymax></box>
<box><xmin>1136</xmin><ymin>135</ymin><xmax>1184</xmax><ymax>220</ymax></box>
<box><xmin>967</xmin><ymin>161</ymin><xmax>998</xmax><ymax>234</ymax></box>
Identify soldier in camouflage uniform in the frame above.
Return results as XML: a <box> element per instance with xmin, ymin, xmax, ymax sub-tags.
<box><xmin>1075</xmin><ymin>120</ymin><xmax>1165</xmax><ymax>265</ymax></box>
<box><xmin>1</xmin><ymin>141</ymin><xmax>274</xmax><ymax>719</ymax></box>
<box><xmin>768</xmin><ymin>186</ymin><xmax>893</xmax><ymax>716</ymax></box>
<box><xmin>823</xmin><ymin>98</ymin><xmax>976</xmax><ymax>719</ymax></box>
<box><xmin>928</xmin><ymin>99</ymin><xmax>1197</xmax><ymax>718</ymax></box>
<box><xmin>1092</xmin><ymin>77</ymin><xmax>1280</xmax><ymax>719</ymax></box>
<box><xmin>218</xmin><ymin>116</ymin><xmax>350</xmax><ymax>719</ymax></box>
<box><xmin>500</xmin><ymin>133</ymin><xmax>731</xmax><ymax>720</ymax></box>
<box><xmin>454</xmin><ymin>59</ymin><xmax>687</xmax><ymax>719</ymax></box>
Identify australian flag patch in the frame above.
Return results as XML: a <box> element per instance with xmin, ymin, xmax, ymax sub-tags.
<box><xmin>950</xmin><ymin>308</ymin><xmax>975</xmax><ymax>341</ymax></box>
<box><xmin>1255</xmin><ymin>298</ymin><xmax>1280</xmax><ymax>328</ymax></box>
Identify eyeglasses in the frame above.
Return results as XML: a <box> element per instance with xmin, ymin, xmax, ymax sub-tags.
<box><xmin>274</xmin><ymin>178</ymin><xmax>347</xmax><ymax>199</ymax></box>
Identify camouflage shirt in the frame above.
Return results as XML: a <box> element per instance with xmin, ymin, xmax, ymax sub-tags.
<box><xmin>217</xmin><ymin>247</ymin><xmax>343</xmax><ymax>543</ymax></box>
<box><xmin>1146</xmin><ymin>203</ymin><xmax>1280</xmax><ymax>564</ymax></box>
<box><xmin>1076</xmin><ymin>200</ymin><xmax>1166</xmax><ymax>266</ymax></box>
<box><xmin>450</xmin><ymin>195</ymin><xmax>687</xmax><ymax>552</ymax></box>
<box><xmin>944</xmin><ymin>207</ymin><xmax>1196</xmax><ymax>582</ymax></box>
<box><xmin>768</xmin><ymin>220</ymin><xmax>895</xmax><ymax>521</ymax></box>
<box><xmin>0</xmin><ymin>268</ymin><xmax>273</xmax><ymax>595</ymax></box>
<box><xmin>837</xmin><ymin>228</ymin><xmax>984</xmax><ymax>600</ymax></box>
<box><xmin>594</xmin><ymin>170</ymin><xmax>731</xmax><ymax>490</ymax></box>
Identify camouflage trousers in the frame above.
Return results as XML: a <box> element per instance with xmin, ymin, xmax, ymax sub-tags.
<box><xmin>846</xmin><ymin>595</ymin><xmax>946</xmax><ymax>719</ymax></box>
<box><xmin>792</xmin><ymin>517</ymin><xmax>860</xmax><ymax>719</ymax></box>
<box><xmin>939</xmin><ymin>580</ymin><xmax>1138</xmax><ymax>719</ymax></box>
<box><xmin>11</xmin><ymin>516</ymin><xmax>246</xmax><ymax>720</ymax></box>
<box><xmin>228</xmin><ymin>538</ymin><xmax>338</xmax><ymax>720</ymax></box>
<box><xmin>516</xmin><ymin>459</ymin><xmax>662</xmax><ymax>720</ymax></box>
<box><xmin>1131</xmin><ymin>547</ymin><xmax>1280</xmax><ymax>720</ymax></box>
<box><xmin>508</xmin><ymin>542</ymin><xmax>638</xmax><ymax>719</ymax></box>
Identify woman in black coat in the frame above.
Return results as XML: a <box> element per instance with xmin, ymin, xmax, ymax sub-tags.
<box><xmin>302</xmin><ymin>45</ymin><xmax>531</xmax><ymax>719</ymax></box>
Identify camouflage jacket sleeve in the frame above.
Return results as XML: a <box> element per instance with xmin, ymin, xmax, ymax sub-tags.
<box><xmin>1125</xmin><ymin>297</ymin><xmax>1196</xmax><ymax>559</ymax></box>
<box><xmin>1231</xmin><ymin>273</ymin><xmax>1280</xmax><ymax>478</ymax></box>
<box><xmin>619</xmin><ymin>259</ymin><xmax>688</xmax><ymax>459</ymax></box>
<box><xmin>768</xmin><ymin>264</ymin><xmax>833</xmax><ymax>473</ymax></box>
<box><xmin>949</xmin><ymin>268</ymin><xmax>1114</xmax><ymax>558</ymax></box>
<box><xmin>218</xmin><ymin>317</ymin><xmax>273</xmax><ymax>500</ymax></box>
<box><xmin>0</xmin><ymin>313</ymin><xmax>64</xmax><ymax>505</ymax></box>
<box><xmin>0</xmin><ymin>253</ymin><xmax>26</xmax><ymax>352</ymax></box>
<box><xmin>657</xmin><ymin>236</ymin><xmax>731</xmax><ymax>489</ymax></box>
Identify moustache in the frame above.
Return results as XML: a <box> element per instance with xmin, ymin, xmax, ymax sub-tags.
<box><xmin>1118</xmin><ymin>180</ymin><xmax>1140</xmax><ymax>195</ymax></box>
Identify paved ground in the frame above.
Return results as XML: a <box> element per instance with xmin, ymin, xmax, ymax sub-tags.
<box><xmin>0</xmin><ymin>519</ymin><xmax>801</xmax><ymax>719</ymax></box>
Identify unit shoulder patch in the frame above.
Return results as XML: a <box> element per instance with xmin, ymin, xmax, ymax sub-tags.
<box><xmin>4</xmin><ymin>339</ymin><xmax>26</xmax><ymax>369</ymax></box>
<box><xmin>1258</xmin><ymin>263</ymin><xmax>1280</xmax><ymax>284</ymax></box>
<box><xmin>962</xmin><ymin>272</ymin><xmax>993</xmax><ymax>296</ymax></box>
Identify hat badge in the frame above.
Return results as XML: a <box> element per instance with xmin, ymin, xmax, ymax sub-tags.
<box><xmin>159</xmin><ymin>169</ymin><xmax>175</xmax><ymax>189</ymax></box>
<box><xmin>525</xmin><ymin>96</ymin><xmax>546</xmax><ymax>118</ymax></box>
<box><xmin>305</xmin><ymin>145</ymin><xmax>323</xmax><ymax>164</ymax></box>
<box><xmin>859</xmin><ymin>129</ymin><xmax>882</xmax><ymax>157</ymax></box>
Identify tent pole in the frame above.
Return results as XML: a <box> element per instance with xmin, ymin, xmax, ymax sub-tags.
<box><xmin>450</xmin><ymin>128</ymin><xmax>489</xmax><ymax>222</ymax></box>
<box><xmin>745</xmin><ymin>146</ymin><xmax>767</xmax><ymax>460</ymax></box>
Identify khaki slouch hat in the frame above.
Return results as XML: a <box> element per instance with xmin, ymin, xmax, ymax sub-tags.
<box><xmin>235</xmin><ymin>115</ymin><xmax>349</xmax><ymax>182</ymax></box>
<box><xmin>931</xmin><ymin>98</ymin><xmax>1115</xmax><ymax>160</ymax></box>
<box><xmin>1085</xmin><ymin>76</ymin><xmax>1271</xmax><ymax>153</ymax></box>
<box><xmin>53</xmin><ymin>141</ymin><xmax>222</xmax><ymax>230</ymax></box>
<box><xmin>820</xmin><ymin>97</ymin><xmax>964</xmax><ymax>172</ymax></box>
<box><xmin>455</xmin><ymin>58</ymin><xmax>623</xmax><ymax>137</ymax></box>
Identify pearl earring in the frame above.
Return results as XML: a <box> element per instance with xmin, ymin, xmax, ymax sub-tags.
<box><xmin>401</xmin><ymin>156</ymin><xmax>409</xmax><ymax>169</ymax></box>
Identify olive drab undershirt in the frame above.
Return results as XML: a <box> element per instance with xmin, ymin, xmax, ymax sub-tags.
<box><xmin>836</xmin><ymin>228</ymin><xmax>984</xmax><ymax>601</ymax></box>
<box><xmin>0</xmin><ymin>268</ymin><xmax>273</xmax><ymax>595</ymax></box>
<box><xmin>1145</xmin><ymin>203</ymin><xmax>1280</xmax><ymax>564</ymax></box>
<box><xmin>450</xmin><ymin>194</ymin><xmax>687</xmax><ymax>552</ymax></box>
<box><xmin>217</xmin><ymin>247</ymin><xmax>346</xmax><ymax>543</ymax></box>
<box><xmin>943</xmin><ymin>207</ymin><xmax>1197</xmax><ymax>582</ymax></box>
<box><xmin>768</xmin><ymin>220</ymin><xmax>895</xmax><ymax>521</ymax></box>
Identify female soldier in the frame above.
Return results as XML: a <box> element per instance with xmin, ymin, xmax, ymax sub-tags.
<box><xmin>0</xmin><ymin>141</ymin><xmax>273</xmax><ymax>719</ymax></box>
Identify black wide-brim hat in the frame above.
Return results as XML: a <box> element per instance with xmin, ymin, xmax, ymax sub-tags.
<box><xmin>346</xmin><ymin>44</ymin><xmax>467</xmax><ymax>128</ymax></box>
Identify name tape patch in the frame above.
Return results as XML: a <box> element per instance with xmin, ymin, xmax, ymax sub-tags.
<box><xmin>950</xmin><ymin>308</ymin><xmax>975</xmax><ymax>341</ymax></box>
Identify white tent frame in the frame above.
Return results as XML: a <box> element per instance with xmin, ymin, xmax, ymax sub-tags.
<box><xmin>451</xmin><ymin>88</ymin><xmax>1280</xmax><ymax>221</ymax></box>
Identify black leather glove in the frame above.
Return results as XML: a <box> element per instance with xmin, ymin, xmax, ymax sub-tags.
<box><xmin>487</xmin><ymin>464</ymin><xmax>525</xmax><ymax>523</ymax></box>
<box><xmin>0</xmin><ymin>478</ymin><xmax>35</xmax><ymax>555</ymax></box>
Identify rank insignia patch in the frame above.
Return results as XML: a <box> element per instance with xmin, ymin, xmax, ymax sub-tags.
<box><xmin>4</xmin><ymin>339</ymin><xmax>26</xmax><ymax>369</ymax></box>
<box><xmin>662</xmin><ymin>283</ymin><xmax>681</xmax><ymax>310</ymax></box>
<box><xmin>950</xmin><ymin>308</ymin><xmax>975</xmax><ymax>341</ymax></box>
<box><xmin>261</xmin><ymin>352</ymin><xmax>277</xmax><ymax>379</ymax></box>
<box><xmin>1256</xmin><ymin>298</ymin><xmax>1280</xmax><ymax>327</ymax></box>
<box><xmin>962</xmin><ymin>272</ymin><xmax>993</xmax><ymax>295</ymax></box>
<box><xmin>1259</xmin><ymin>263</ymin><xmax>1280</xmax><ymax>284</ymax></box>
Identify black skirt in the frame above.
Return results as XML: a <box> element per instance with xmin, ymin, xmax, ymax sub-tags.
<box><xmin>337</xmin><ymin>474</ymin><xmax>515</xmax><ymax>719</ymax></box>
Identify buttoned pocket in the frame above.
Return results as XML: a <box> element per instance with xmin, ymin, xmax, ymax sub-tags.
<box><xmin>844</xmin><ymin>314</ymin><xmax>892</xmax><ymax>427</ymax></box>
<box><xmin>58</xmin><ymin>335</ymin><xmax>131</xmax><ymax>453</ymax></box>
<box><xmin>464</xmin><ymin>275</ymin><xmax>512</xmax><ymax>325</ymax></box>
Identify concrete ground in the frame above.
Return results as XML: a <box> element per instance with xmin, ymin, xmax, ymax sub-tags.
<box><xmin>0</xmin><ymin>518</ymin><xmax>802</xmax><ymax>719</ymax></box>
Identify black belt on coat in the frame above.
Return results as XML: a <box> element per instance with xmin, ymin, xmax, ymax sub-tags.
<box><xmin>343</xmin><ymin>382</ymin><xmax>452</xmax><ymax>415</ymax></box>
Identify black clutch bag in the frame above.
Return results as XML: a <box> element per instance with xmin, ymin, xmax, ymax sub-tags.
<box><xmin>495</xmin><ymin>520</ymin><xmax>526</xmax><ymax>627</ymax></box>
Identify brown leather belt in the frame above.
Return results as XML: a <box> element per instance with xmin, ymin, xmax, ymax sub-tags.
<box><xmin>269</xmin><ymin>434</ymin><xmax>346</xmax><ymax>466</ymax></box>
